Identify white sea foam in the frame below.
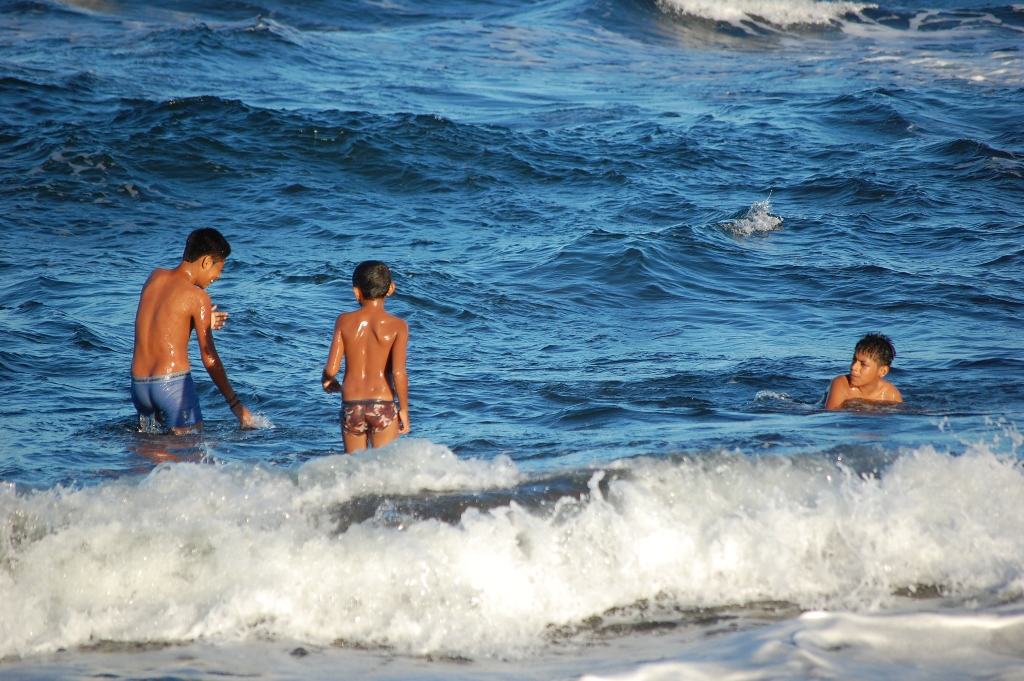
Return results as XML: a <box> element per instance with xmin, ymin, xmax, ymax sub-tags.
<box><xmin>247</xmin><ymin>412</ymin><xmax>275</xmax><ymax>429</ymax></box>
<box><xmin>656</xmin><ymin>0</ymin><xmax>872</xmax><ymax>28</ymax></box>
<box><xmin>3</xmin><ymin>440</ymin><xmax>1024</xmax><ymax>659</ymax></box>
<box><xmin>754</xmin><ymin>389</ymin><xmax>790</xmax><ymax>401</ymax></box>
<box><xmin>721</xmin><ymin>198</ymin><xmax>783</xmax><ymax>236</ymax></box>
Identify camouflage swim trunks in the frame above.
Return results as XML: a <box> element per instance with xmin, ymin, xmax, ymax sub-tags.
<box><xmin>341</xmin><ymin>399</ymin><xmax>398</xmax><ymax>436</ymax></box>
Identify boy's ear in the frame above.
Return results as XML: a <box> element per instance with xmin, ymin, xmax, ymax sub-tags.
<box><xmin>352</xmin><ymin>286</ymin><xmax>363</xmax><ymax>303</ymax></box>
<box><xmin>199</xmin><ymin>254</ymin><xmax>214</xmax><ymax>270</ymax></box>
<box><xmin>386</xmin><ymin>282</ymin><xmax>395</xmax><ymax>297</ymax></box>
<box><xmin>878</xmin><ymin>365</ymin><xmax>889</xmax><ymax>378</ymax></box>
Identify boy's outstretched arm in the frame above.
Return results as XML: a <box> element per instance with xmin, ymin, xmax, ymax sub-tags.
<box><xmin>322</xmin><ymin>315</ymin><xmax>345</xmax><ymax>393</ymax></box>
<box><xmin>195</xmin><ymin>292</ymin><xmax>255</xmax><ymax>428</ymax></box>
<box><xmin>825</xmin><ymin>375</ymin><xmax>851</xmax><ymax>410</ymax></box>
<box><xmin>391</xmin><ymin>321</ymin><xmax>410</xmax><ymax>433</ymax></box>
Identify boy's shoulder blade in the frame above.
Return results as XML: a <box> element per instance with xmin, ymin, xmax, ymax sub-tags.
<box><xmin>147</xmin><ymin>269</ymin><xmax>209</xmax><ymax>310</ymax></box>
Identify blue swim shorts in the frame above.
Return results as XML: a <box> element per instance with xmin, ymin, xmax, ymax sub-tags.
<box><xmin>131</xmin><ymin>370</ymin><xmax>203</xmax><ymax>430</ymax></box>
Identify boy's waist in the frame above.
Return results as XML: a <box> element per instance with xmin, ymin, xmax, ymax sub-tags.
<box><xmin>131</xmin><ymin>370</ymin><xmax>192</xmax><ymax>384</ymax></box>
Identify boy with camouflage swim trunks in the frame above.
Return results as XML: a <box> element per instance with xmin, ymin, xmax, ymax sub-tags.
<box><xmin>322</xmin><ymin>261</ymin><xmax>410</xmax><ymax>452</ymax></box>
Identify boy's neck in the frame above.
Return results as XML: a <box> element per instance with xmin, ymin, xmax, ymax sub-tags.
<box><xmin>858</xmin><ymin>377</ymin><xmax>885</xmax><ymax>395</ymax></box>
<box><xmin>173</xmin><ymin>260</ymin><xmax>199</xmax><ymax>285</ymax></box>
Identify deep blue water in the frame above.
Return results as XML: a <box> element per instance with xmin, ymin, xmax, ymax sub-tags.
<box><xmin>1</xmin><ymin>0</ymin><xmax>1024</xmax><ymax>678</ymax></box>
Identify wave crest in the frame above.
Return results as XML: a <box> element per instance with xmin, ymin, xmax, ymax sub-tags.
<box><xmin>657</xmin><ymin>0</ymin><xmax>873</xmax><ymax>28</ymax></box>
<box><xmin>3</xmin><ymin>442</ymin><xmax>1024</xmax><ymax>658</ymax></box>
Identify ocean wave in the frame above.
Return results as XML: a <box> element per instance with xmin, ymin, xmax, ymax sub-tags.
<box><xmin>656</xmin><ymin>0</ymin><xmax>873</xmax><ymax>28</ymax></box>
<box><xmin>3</xmin><ymin>440</ymin><xmax>1024</xmax><ymax>658</ymax></box>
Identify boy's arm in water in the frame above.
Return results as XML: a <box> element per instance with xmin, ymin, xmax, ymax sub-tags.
<box><xmin>825</xmin><ymin>375</ymin><xmax>852</xmax><ymax>410</ymax></box>
<box><xmin>390</xmin><ymin>318</ymin><xmax>410</xmax><ymax>433</ymax></box>
<box><xmin>194</xmin><ymin>289</ymin><xmax>254</xmax><ymax>428</ymax></box>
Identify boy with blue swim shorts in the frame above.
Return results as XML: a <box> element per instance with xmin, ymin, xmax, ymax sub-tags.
<box><xmin>131</xmin><ymin>228</ymin><xmax>253</xmax><ymax>433</ymax></box>
<box><xmin>322</xmin><ymin>261</ymin><xmax>409</xmax><ymax>452</ymax></box>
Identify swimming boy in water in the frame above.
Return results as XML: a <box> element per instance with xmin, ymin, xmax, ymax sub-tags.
<box><xmin>825</xmin><ymin>333</ymin><xmax>903</xmax><ymax>410</ymax></box>
<box><xmin>131</xmin><ymin>228</ymin><xmax>254</xmax><ymax>433</ymax></box>
<box><xmin>322</xmin><ymin>260</ymin><xmax>409</xmax><ymax>452</ymax></box>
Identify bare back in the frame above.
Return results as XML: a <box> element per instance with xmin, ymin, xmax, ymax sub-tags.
<box><xmin>131</xmin><ymin>267</ymin><xmax>208</xmax><ymax>377</ymax></box>
<box><xmin>327</xmin><ymin>303</ymin><xmax>408</xmax><ymax>401</ymax></box>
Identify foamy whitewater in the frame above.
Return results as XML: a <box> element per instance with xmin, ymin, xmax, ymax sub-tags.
<box><xmin>658</xmin><ymin>0</ymin><xmax>873</xmax><ymax>27</ymax></box>
<box><xmin>5</xmin><ymin>439</ymin><xmax>1024</xmax><ymax>668</ymax></box>
<box><xmin>2</xmin><ymin>0</ymin><xmax>1023</xmax><ymax>678</ymax></box>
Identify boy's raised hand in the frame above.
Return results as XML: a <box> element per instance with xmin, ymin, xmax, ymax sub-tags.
<box><xmin>211</xmin><ymin>304</ymin><xmax>229</xmax><ymax>331</ymax></box>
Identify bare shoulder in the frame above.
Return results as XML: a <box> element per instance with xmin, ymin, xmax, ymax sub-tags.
<box><xmin>830</xmin><ymin>374</ymin><xmax>850</xmax><ymax>391</ymax></box>
<box><xmin>881</xmin><ymin>379</ymin><xmax>902</xmax><ymax>403</ymax></box>
<box><xmin>156</xmin><ymin>272</ymin><xmax>209</xmax><ymax>321</ymax></box>
<box><xmin>386</xmin><ymin>311</ymin><xmax>409</xmax><ymax>332</ymax></box>
<box><xmin>140</xmin><ymin>267</ymin><xmax>171</xmax><ymax>292</ymax></box>
<box><xmin>140</xmin><ymin>268</ymin><xmax>201</xmax><ymax>307</ymax></box>
<box><xmin>174</xmin><ymin>274</ymin><xmax>209</xmax><ymax>305</ymax></box>
<box><xmin>825</xmin><ymin>374</ymin><xmax>851</xmax><ymax>410</ymax></box>
<box><xmin>335</xmin><ymin>309</ymin><xmax>361</xmax><ymax>331</ymax></box>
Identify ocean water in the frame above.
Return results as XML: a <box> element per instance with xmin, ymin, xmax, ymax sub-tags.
<box><xmin>2</xmin><ymin>0</ymin><xmax>1024</xmax><ymax>678</ymax></box>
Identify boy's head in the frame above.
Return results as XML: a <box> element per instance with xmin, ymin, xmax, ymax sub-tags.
<box><xmin>352</xmin><ymin>261</ymin><xmax>393</xmax><ymax>300</ymax></box>
<box><xmin>854</xmin><ymin>333</ymin><xmax>896</xmax><ymax>368</ymax></box>
<box><xmin>183</xmin><ymin>228</ymin><xmax>231</xmax><ymax>263</ymax></box>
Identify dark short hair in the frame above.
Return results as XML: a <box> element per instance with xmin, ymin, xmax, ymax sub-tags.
<box><xmin>855</xmin><ymin>333</ymin><xmax>896</xmax><ymax>368</ymax></box>
<box><xmin>352</xmin><ymin>260</ymin><xmax>392</xmax><ymax>299</ymax></box>
<box><xmin>182</xmin><ymin>228</ymin><xmax>231</xmax><ymax>263</ymax></box>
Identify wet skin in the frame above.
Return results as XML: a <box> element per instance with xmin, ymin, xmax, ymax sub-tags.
<box><xmin>132</xmin><ymin>255</ymin><xmax>254</xmax><ymax>433</ymax></box>
<box><xmin>322</xmin><ymin>282</ymin><xmax>409</xmax><ymax>452</ymax></box>
<box><xmin>825</xmin><ymin>351</ymin><xmax>902</xmax><ymax>411</ymax></box>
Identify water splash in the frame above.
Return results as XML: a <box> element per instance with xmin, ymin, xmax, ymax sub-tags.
<box><xmin>4</xmin><ymin>441</ymin><xmax>1024</xmax><ymax>658</ymax></box>
<box><xmin>755</xmin><ymin>389</ymin><xmax>791</xmax><ymax>401</ymax></box>
<box><xmin>721</xmin><ymin>198</ymin><xmax>784</xmax><ymax>237</ymax></box>
<box><xmin>247</xmin><ymin>412</ymin><xmax>275</xmax><ymax>430</ymax></box>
